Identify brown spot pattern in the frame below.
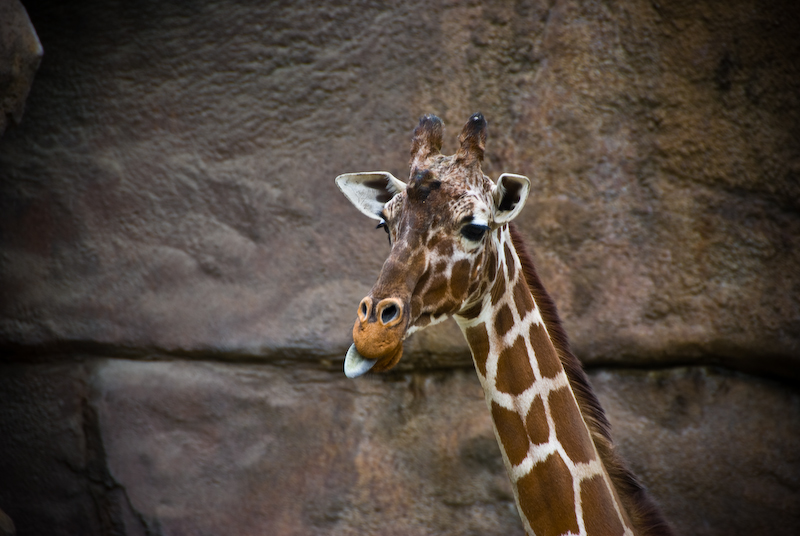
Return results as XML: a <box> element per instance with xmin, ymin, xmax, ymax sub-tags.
<box><xmin>472</xmin><ymin>250</ymin><xmax>484</xmax><ymax>278</ymax></box>
<box><xmin>415</xmin><ymin>315</ymin><xmax>431</xmax><ymax>329</ymax></box>
<box><xmin>548</xmin><ymin>387</ymin><xmax>596</xmax><ymax>464</ymax></box>
<box><xmin>486</xmin><ymin>248</ymin><xmax>497</xmax><ymax>279</ymax></box>
<box><xmin>530</xmin><ymin>322</ymin><xmax>562</xmax><ymax>378</ymax></box>
<box><xmin>468</xmin><ymin>277</ymin><xmax>481</xmax><ymax>296</ymax></box>
<box><xmin>581</xmin><ymin>475</ymin><xmax>626</xmax><ymax>536</ymax></box>
<box><xmin>504</xmin><ymin>242</ymin><xmax>515</xmax><ymax>281</ymax></box>
<box><xmin>496</xmin><ymin>335</ymin><xmax>535</xmax><ymax>395</ymax></box>
<box><xmin>525</xmin><ymin>396</ymin><xmax>550</xmax><ymax>445</ymax></box>
<box><xmin>459</xmin><ymin>300</ymin><xmax>482</xmax><ymax>320</ymax></box>
<box><xmin>343</xmin><ymin>119</ymin><xmax>658</xmax><ymax>534</ymax></box>
<box><xmin>516</xmin><ymin>454</ymin><xmax>579</xmax><ymax>536</ymax></box>
<box><xmin>434</xmin><ymin>238</ymin><xmax>453</xmax><ymax>257</ymax></box>
<box><xmin>411</xmin><ymin>296</ymin><xmax>423</xmax><ymax>319</ymax></box>
<box><xmin>493</xmin><ymin>303</ymin><xmax>514</xmax><ymax>338</ymax></box>
<box><xmin>478</xmin><ymin>279</ymin><xmax>489</xmax><ymax>296</ymax></box>
<box><xmin>439</xmin><ymin>295</ymin><xmax>460</xmax><ymax>314</ymax></box>
<box><xmin>491</xmin><ymin>401</ymin><xmax>529</xmax><ymax>466</ymax></box>
<box><xmin>490</xmin><ymin>274</ymin><xmax>506</xmax><ymax>306</ymax></box>
<box><xmin>450</xmin><ymin>259</ymin><xmax>471</xmax><ymax>298</ymax></box>
<box><xmin>514</xmin><ymin>278</ymin><xmax>535</xmax><ymax>317</ymax></box>
<box><xmin>465</xmin><ymin>323</ymin><xmax>490</xmax><ymax>376</ymax></box>
<box><xmin>425</xmin><ymin>276</ymin><xmax>449</xmax><ymax>306</ymax></box>
<box><xmin>413</xmin><ymin>267</ymin><xmax>431</xmax><ymax>295</ymax></box>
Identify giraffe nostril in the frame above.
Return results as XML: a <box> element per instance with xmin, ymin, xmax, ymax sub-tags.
<box><xmin>357</xmin><ymin>297</ymin><xmax>372</xmax><ymax>322</ymax></box>
<box><xmin>381</xmin><ymin>304</ymin><xmax>399</xmax><ymax>324</ymax></box>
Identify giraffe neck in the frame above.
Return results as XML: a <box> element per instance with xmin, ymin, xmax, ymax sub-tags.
<box><xmin>455</xmin><ymin>225</ymin><xmax>634</xmax><ymax>536</ymax></box>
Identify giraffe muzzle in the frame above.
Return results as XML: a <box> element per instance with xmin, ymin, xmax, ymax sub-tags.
<box><xmin>345</xmin><ymin>296</ymin><xmax>406</xmax><ymax>377</ymax></box>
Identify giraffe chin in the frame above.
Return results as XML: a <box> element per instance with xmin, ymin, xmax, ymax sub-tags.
<box><xmin>343</xmin><ymin>343</ymin><xmax>404</xmax><ymax>378</ymax></box>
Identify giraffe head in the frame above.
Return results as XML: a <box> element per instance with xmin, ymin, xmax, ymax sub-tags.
<box><xmin>336</xmin><ymin>113</ymin><xmax>530</xmax><ymax>377</ymax></box>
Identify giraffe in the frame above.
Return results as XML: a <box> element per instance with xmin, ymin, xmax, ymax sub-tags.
<box><xmin>335</xmin><ymin>113</ymin><xmax>673</xmax><ymax>536</ymax></box>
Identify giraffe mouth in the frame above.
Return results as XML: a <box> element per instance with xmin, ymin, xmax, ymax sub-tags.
<box><xmin>344</xmin><ymin>343</ymin><xmax>404</xmax><ymax>378</ymax></box>
<box><xmin>347</xmin><ymin>322</ymin><xmax>406</xmax><ymax>377</ymax></box>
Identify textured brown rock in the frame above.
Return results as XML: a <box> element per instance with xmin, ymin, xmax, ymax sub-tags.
<box><xmin>0</xmin><ymin>363</ymin><xmax>137</xmax><ymax>536</ymax></box>
<box><xmin>591</xmin><ymin>367</ymin><xmax>800</xmax><ymax>536</ymax></box>
<box><xmin>0</xmin><ymin>360</ymin><xmax>524</xmax><ymax>536</ymax></box>
<box><xmin>0</xmin><ymin>1</ymin><xmax>798</xmax><ymax>535</ymax></box>
<box><xmin>1</xmin><ymin>0</ymin><xmax>797</xmax><ymax>377</ymax></box>
<box><xmin>0</xmin><ymin>0</ymin><xmax>42</xmax><ymax>135</ymax></box>
<box><xmin>92</xmin><ymin>361</ymin><xmax>523</xmax><ymax>536</ymax></box>
<box><xmin>1</xmin><ymin>361</ymin><xmax>798</xmax><ymax>535</ymax></box>
<box><xmin>506</xmin><ymin>0</ymin><xmax>800</xmax><ymax>379</ymax></box>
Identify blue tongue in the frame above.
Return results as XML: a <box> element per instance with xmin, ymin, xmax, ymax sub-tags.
<box><xmin>344</xmin><ymin>343</ymin><xmax>377</xmax><ymax>378</ymax></box>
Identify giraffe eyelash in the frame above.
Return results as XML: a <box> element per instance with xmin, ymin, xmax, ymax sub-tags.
<box><xmin>461</xmin><ymin>223</ymin><xmax>489</xmax><ymax>242</ymax></box>
<box><xmin>376</xmin><ymin>214</ymin><xmax>391</xmax><ymax>243</ymax></box>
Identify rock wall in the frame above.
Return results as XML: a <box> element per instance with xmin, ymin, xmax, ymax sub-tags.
<box><xmin>1</xmin><ymin>1</ymin><xmax>798</xmax><ymax>535</ymax></box>
<box><xmin>0</xmin><ymin>0</ymin><xmax>42</xmax><ymax>135</ymax></box>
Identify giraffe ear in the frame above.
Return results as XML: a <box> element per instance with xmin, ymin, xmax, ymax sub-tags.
<box><xmin>335</xmin><ymin>172</ymin><xmax>406</xmax><ymax>220</ymax></box>
<box><xmin>492</xmin><ymin>173</ymin><xmax>530</xmax><ymax>224</ymax></box>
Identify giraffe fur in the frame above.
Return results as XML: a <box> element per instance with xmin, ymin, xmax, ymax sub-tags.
<box><xmin>336</xmin><ymin>113</ymin><xmax>674</xmax><ymax>536</ymax></box>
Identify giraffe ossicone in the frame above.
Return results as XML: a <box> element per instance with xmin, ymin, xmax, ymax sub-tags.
<box><xmin>336</xmin><ymin>113</ymin><xmax>673</xmax><ymax>536</ymax></box>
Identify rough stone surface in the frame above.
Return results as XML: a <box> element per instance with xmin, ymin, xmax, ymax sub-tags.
<box><xmin>591</xmin><ymin>367</ymin><xmax>800</xmax><ymax>536</ymax></box>
<box><xmin>0</xmin><ymin>0</ymin><xmax>42</xmax><ymax>135</ymax></box>
<box><xmin>0</xmin><ymin>363</ymin><xmax>134</xmax><ymax>536</ymax></box>
<box><xmin>508</xmin><ymin>0</ymin><xmax>800</xmax><ymax>378</ymax></box>
<box><xmin>1</xmin><ymin>0</ymin><xmax>798</xmax><ymax>377</ymax></box>
<box><xmin>1</xmin><ymin>360</ymin><xmax>798</xmax><ymax>536</ymax></box>
<box><xmin>0</xmin><ymin>360</ymin><xmax>523</xmax><ymax>536</ymax></box>
<box><xmin>1</xmin><ymin>1</ymin><xmax>799</xmax><ymax>535</ymax></box>
<box><xmin>93</xmin><ymin>360</ymin><xmax>526</xmax><ymax>536</ymax></box>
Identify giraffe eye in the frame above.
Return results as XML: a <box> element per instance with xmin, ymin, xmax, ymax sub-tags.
<box><xmin>461</xmin><ymin>223</ymin><xmax>489</xmax><ymax>242</ymax></box>
<box><xmin>376</xmin><ymin>218</ymin><xmax>391</xmax><ymax>243</ymax></box>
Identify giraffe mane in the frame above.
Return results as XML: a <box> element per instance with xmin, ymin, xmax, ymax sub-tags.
<box><xmin>508</xmin><ymin>224</ymin><xmax>674</xmax><ymax>536</ymax></box>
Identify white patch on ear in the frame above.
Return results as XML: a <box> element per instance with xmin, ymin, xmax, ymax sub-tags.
<box><xmin>335</xmin><ymin>172</ymin><xmax>406</xmax><ymax>221</ymax></box>
<box><xmin>492</xmin><ymin>173</ymin><xmax>530</xmax><ymax>224</ymax></box>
